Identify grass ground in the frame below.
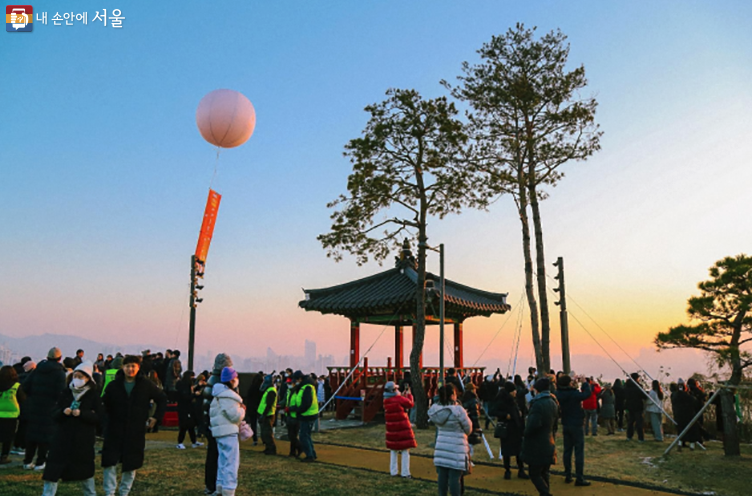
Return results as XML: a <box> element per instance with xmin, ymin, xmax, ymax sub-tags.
<box><xmin>317</xmin><ymin>423</ymin><xmax>752</xmax><ymax>496</ymax></box>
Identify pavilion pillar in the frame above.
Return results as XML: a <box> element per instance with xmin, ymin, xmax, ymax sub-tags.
<box><xmin>453</xmin><ymin>322</ymin><xmax>464</xmax><ymax>369</ymax></box>
<box><xmin>350</xmin><ymin>320</ymin><xmax>360</xmax><ymax>370</ymax></box>
<box><xmin>412</xmin><ymin>324</ymin><xmax>423</xmax><ymax>370</ymax></box>
<box><xmin>394</xmin><ymin>326</ymin><xmax>404</xmax><ymax>372</ymax></box>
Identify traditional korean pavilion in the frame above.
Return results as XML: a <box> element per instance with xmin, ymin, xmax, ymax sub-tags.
<box><xmin>298</xmin><ymin>240</ymin><xmax>511</xmax><ymax>421</ymax></box>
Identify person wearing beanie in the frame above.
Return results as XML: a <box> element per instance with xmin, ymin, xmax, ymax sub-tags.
<box><xmin>210</xmin><ymin>367</ymin><xmax>245</xmax><ymax>496</ymax></box>
<box><xmin>553</xmin><ymin>374</ymin><xmax>591</xmax><ymax>486</ymax></box>
<box><xmin>291</xmin><ymin>370</ymin><xmax>319</xmax><ymax>462</ymax></box>
<box><xmin>41</xmin><ymin>361</ymin><xmax>100</xmax><ymax>495</ymax></box>
<box><xmin>383</xmin><ymin>381</ymin><xmax>416</xmax><ymax>478</ymax></box>
<box><xmin>0</xmin><ymin>365</ymin><xmax>27</xmax><ymax>464</ymax></box>
<box><xmin>489</xmin><ymin>381</ymin><xmax>528</xmax><ymax>480</ymax></box>
<box><xmin>624</xmin><ymin>373</ymin><xmax>646</xmax><ymax>442</ymax></box>
<box><xmin>22</xmin><ymin>346</ymin><xmax>66</xmax><ymax>471</ymax></box>
<box><xmin>101</xmin><ymin>354</ymin><xmax>167</xmax><ymax>496</ymax></box>
<box><xmin>521</xmin><ymin>378</ymin><xmax>559</xmax><ymax>496</ymax></box>
<box><xmin>201</xmin><ymin>353</ymin><xmax>233</xmax><ymax>495</ymax></box>
<box><xmin>257</xmin><ymin>374</ymin><xmax>277</xmax><ymax>455</ymax></box>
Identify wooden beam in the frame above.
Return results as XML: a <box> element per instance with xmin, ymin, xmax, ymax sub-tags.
<box><xmin>350</xmin><ymin>321</ymin><xmax>360</xmax><ymax>369</ymax></box>
<box><xmin>454</xmin><ymin>322</ymin><xmax>464</xmax><ymax>368</ymax></box>
<box><xmin>395</xmin><ymin>326</ymin><xmax>404</xmax><ymax>371</ymax></box>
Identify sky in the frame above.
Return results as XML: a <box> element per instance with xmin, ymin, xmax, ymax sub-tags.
<box><xmin>3</xmin><ymin>1</ymin><xmax>752</xmax><ymax>377</ymax></box>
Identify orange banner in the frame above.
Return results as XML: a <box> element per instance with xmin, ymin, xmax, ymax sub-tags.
<box><xmin>195</xmin><ymin>189</ymin><xmax>222</xmax><ymax>262</ymax></box>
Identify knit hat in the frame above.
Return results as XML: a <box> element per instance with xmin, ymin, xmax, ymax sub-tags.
<box><xmin>212</xmin><ymin>353</ymin><xmax>233</xmax><ymax>376</ymax></box>
<box><xmin>111</xmin><ymin>356</ymin><xmax>124</xmax><ymax>370</ymax></box>
<box><xmin>74</xmin><ymin>360</ymin><xmax>94</xmax><ymax>379</ymax></box>
<box><xmin>221</xmin><ymin>367</ymin><xmax>238</xmax><ymax>383</ymax></box>
<box><xmin>47</xmin><ymin>347</ymin><xmax>62</xmax><ymax>360</ymax></box>
<box><xmin>504</xmin><ymin>381</ymin><xmax>516</xmax><ymax>393</ymax></box>
<box><xmin>292</xmin><ymin>370</ymin><xmax>304</xmax><ymax>382</ymax></box>
<box><xmin>533</xmin><ymin>378</ymin><xmax>550</xmax><ymax>392</ymax></box>
<box><xmin>23</xmin><ymin>361</ymin><xmax>36</xmax><ymax>373</ymax></box>
<box><xmin>677</xmin><ymin>378</ymin><xmax>685</xmax><ymax>385</ymax></box>
<box><xmin>384</xmin><ymin>381</ymin><xmax>398</xmax><ymax>399</ymax></box>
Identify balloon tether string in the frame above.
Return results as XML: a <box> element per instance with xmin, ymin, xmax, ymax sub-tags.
<box><xmin>209</xmin><ymin>146</ymin><xmax>221</xmax><ymax>190</ymax></box>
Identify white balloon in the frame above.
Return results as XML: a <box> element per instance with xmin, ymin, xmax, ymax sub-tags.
<box><xmin>196</xmin><ymin>89</ymin><xmax>256</xmax><ymax>148</ymax></box>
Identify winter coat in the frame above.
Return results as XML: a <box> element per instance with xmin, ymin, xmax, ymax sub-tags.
<box><xmin>613</xmin><ymin>382</ymin><xmax>625</xmax><ymax>410</ymax></box>
<box><xmin>599</xmin><ymin>389</ymin><xmax>616</xmax><ymax>419</ymax></box>
<box><xmin>582</xmin><ymin>383</ymin><xmax>601</xmax><ymax>411</ymax></box>
<box><xmin>23</xmin><ymin>359</ymin><xmax>66</xmax><ymax>444</ymax></box>
<box><xmin>489</xmin><ymin>390</ymin><xmax>524</xmax><ymax>457</ymax></box>
<box><xmin>44</xmin><ymin>384</ymin><xmax>101</xmax><ymax>482</ymax></box>
<box><xmin>462</xmin><ymin>391</ymin><xmax>483</xmax><ymax>445</ymax></box>
<box><xmin>478</xmin><ymin>380</ymin><xmax>499</xmax><ymax>403</ymax></box>
<box><xmin>646</xmin><ymin>390</ymin><xmax>664</xmax><ymax>414</ymax></box>
<box><xmin>428</xmin><ymin>403</ymin><xmax>472</xmax><ymax>472</ymax></box>
<box><xmin>672</xmin><ymin>390</ymin><xmax>701</xmax><ymax>443</ymax></box>
<box><xmin>554</xmin><ymin>383</ymin><xmax>591</xmax><ymax>428</ymax></box>
<box><xmin>624</xmin><ymin>380</ymin><xmax>646</xmax><ymax>413</ymax></box>
<box><xmin>210</xmin><ymin>383</ymin><xmax>245</xmax><ymax>438</ymax></box>
<box><xmin>520</xmin><ymin>391</ymin><xmax>558</xmax><ymax>466</ymax></box>
<box><xmin>384</xmin><ymin>394</ymin><xmax>417</xmax><ymax>451</ymax></box>
<box><xmin>176</xmin><ymin>378</ymin><xmax>197</xmax><ymax>427</ymax></box>
<box><xmin>101</xmin><ymin>374</ymin><xmax>167</xmax><ymax>471</ymax></box>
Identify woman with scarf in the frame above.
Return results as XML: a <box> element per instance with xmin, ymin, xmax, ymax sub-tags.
<box><xmin>41</xmin><ymin>361</ymin><xmax>101</xmax><ymax>496</ymax></box>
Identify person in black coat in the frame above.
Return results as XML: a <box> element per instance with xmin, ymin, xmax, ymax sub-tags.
<box><xmin>687</xmin><ymin>378</ymin><xmax>708</xmax><ymax>441</ymax></box>
<box><xmin>101</xmin><ymin>355</ymin><xmax>166</xmax><ymax>496</ymax></box>
<box><xmin>624</xmin><ymin>373</ymin><xmax>646</xmax><ymax>441</ymax></box>
<box><xmin>671</xmin><ymin>381</ymin><xmax>702</xmax><ymax>449</ymax></box>
<box><xmin>553</xmin><ymin>375</ymin><xmax>591</xmax><ymax>486</ymax></box>
<box><xmin>176</xmin><ymin>371</ymin><xmax>202</xmax><ymax>449</ymax></box>
<box><xmin>42</xmin><ymin>361</ymin><xmax>101</xmax><ymax>496</ymax></box>
<box><xmin>23</xmin><ymin>347</ymin><xmax>66</xmax><ymax>469</ymax></box>
<box><xmin>521</xmin><ymin>378</ymin><xmax>559</xmax><ymax>496</ymax></box>
<box><xmin>244</xmin><ymin>373</ymin><xmax>264</xmax><ymax>446</ymax></box>
<box><xmin>490</xmin><ymin>382</ymin><xmax>527</xmax><ymax>480</ymax></box>
<box><xmin>613</xmin><ymin>379</ymin><xmax>625</xmax><ymax>431</ymax></box>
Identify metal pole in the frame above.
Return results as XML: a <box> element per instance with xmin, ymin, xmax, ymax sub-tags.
<box><xmin>663</xmin><ymin>387</ymin><xmax>721</xmax><ymax>456</ymax></box>
<box><xmin>555</xmin><ymin>257</ymin><xmax>571</xmax><ymax>375</ymax></box>
<box><xmin>188</xmin><ymin>255</ymin><xmax>197</xmax><ymax>372</ymax></box>
<box><xmin>439</xmin><ymin>243</ymin><xmax>445</xmax><ymax>389</ymax></box>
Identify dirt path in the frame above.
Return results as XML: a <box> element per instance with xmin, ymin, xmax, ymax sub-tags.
<box><xmin>147</xmin><ymin>431</ymin><xmax>684</xmax><ymax>496</ymax></box>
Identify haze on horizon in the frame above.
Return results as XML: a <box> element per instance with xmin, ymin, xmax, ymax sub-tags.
<box><xmin>3</xmin><ymin>1</ymin><xmax>751</xmax><ymax>380</ymax></box>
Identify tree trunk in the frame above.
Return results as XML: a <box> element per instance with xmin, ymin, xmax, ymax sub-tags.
<box><xmin>720</xmin><ymin>388</ymin><xmax>740</xmax><ymax>456</ymax></box>
<box><xmin>528</xmin><ymin>182</ymin><xmax>552</xmax><ymax>373</ymax></box>
<box><xmin>517</xmin><ymin>170</ymin><xmax>543</xmax><ymax>373</ymax></box>
<box><xmin>411</xmin><ymin>226</ymin><xmax>429</xmax><ymax>428</ymax></box>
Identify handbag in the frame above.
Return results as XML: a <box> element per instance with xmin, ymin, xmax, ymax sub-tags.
<box><xmin>494</xmin><ymin>420</ymin><xmax>508</xmax><ymax>439</ymax></box>
<box><xmin>238</xmin><ymin>421</ymin><xmax>254</xmax><ymax>442</ymax></box>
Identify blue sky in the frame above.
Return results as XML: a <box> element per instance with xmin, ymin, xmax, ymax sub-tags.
<box><xmin>3</xmin><ymin>1</ymin><xmax>752</xmax><ymax>375</ymax></box>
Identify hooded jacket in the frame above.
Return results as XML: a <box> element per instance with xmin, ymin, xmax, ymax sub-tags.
<box><xmin>384</xmin><ymin>393</ymin><xmax>417</xmax><ymax>451</ymax></box>
<box><xmin>428</xmin><ymin>403</ymin><xmax>471</xmax><ymax>472</ymax></box>
<box><xmin>210</xmin><ymin>383</ymin><xmax>245</xmax><ymax>438</ymax></box>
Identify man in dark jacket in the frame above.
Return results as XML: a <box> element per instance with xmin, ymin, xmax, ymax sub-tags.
<box><xmin>624</xmin><ymin>373</ymin><xmax>646</xmax><ymax>442</ymax></box>
<box><xmin>101</xmin><ymin>355</ymin><xmax>166</xmax><ymax>496</ymax></box>
<box><xmin>293</xmin><ymin>371</ymin><xmax>319</xmax><ymax>462</ymax></box>
<box><xmin>554</xmin><ymin>375</ymin><xmax>592</xmax><ymax>486</ymax></box>
<box><xmin>521</xmin><ymin>378</ymin><xmax>559</xmax><ymax>496</ymax></box>
<box><xmin>23</xmin><ymin>347</ymin><xmax>66</xmax><ymax>470</ymax></box>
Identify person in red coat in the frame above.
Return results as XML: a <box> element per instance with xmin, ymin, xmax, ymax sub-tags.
<box><xmin>383</xmin><ymin>381</ymin><xmax>417</xmax><ymax>478</ymax></box>
<box><xmin>582</xmin><ymin>378</ymin><xmax>602</xmax><ymax>436</ymax></box>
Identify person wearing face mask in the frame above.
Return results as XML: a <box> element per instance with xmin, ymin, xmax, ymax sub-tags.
<box><xmin>41</xmin><ymin>361</ymin><xmax>101</xmax><ymax>496</ymax></box>
<box><xmin>101</xmin><ymin>355</ymin><xmax>167</xmax><ymax>496</ymax></box>
<box><xmin>210</xmin><ymin>367</ymin><xmax>246</xmax><ymax>496</ymax></box>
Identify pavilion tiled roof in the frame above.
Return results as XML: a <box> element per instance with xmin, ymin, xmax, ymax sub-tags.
<box><xmin>299</xmin><ymin>262</ymin><xmax>510</xmax><ymax>321</ymax></box>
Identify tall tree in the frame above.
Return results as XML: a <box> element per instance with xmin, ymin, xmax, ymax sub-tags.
<box><xmin>318</xmin><ymin>88</ymin><xmax>474</xmax><ymax>428</ymax></box>
<box><xmin>445</xmin><ymin>24</ymin><xmax>602</xmax><ymax>373</ymax></box>
<box><xmin>656</xmin><ymin>254</ymin><xmax>752</xmax><ymax>456</ymax></box>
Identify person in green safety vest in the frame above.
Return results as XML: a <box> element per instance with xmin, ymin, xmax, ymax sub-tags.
<box><xmin>291</xmin><ymin>371</ymin><xmax>319</xmax><ymax>462</ymax></box>
<box><xmin>0</xmin><ymin>365</ymin><xmax>27</xmax><ymax>464</ymax></box>
<box><xmin>101</xmin><ymin>357</ymin><xmax>123</xmax><ymax>397</ymax></box>
<box><xmin>257</xmin><ymin>374</ymin><xmax>277</xmax><ymax>455</ymax></box>
<box><xmin>284</xmin><ymin>378</ymin><xmax>302</xmax><ymax>458</ymax></box>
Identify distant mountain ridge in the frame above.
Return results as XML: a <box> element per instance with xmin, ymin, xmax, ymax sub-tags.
<box><xmin>0</xmin><ymin>332</ymin><xmax>165</xmax><ymax>362</ymax></box>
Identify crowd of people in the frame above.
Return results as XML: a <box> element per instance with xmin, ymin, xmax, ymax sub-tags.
<box><xmin>0</xmin><ymin>347</ymin><xmax>732</xmax><ymax>496</ymax></box>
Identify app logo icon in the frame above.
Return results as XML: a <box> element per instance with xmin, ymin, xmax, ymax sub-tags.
<box><xmin>6</xmin><ymin>5</ymin><xmax>33</xmax><ymax>32</ymax></box>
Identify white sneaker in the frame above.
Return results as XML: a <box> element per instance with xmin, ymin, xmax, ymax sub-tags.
<box><xmin>10</xmin><ymin>448</ymin><xmax>24</xmax><ymax>455</ymax></box>
<box><xmin>176</xmin><ymin>443</ymin><xmax>186</xmax><ymax>450</ymax></box>
<box><xmin>192</xmin><ymin>442</ymin><xmax>204</xmax><ymax>448</ymax></box>
<box><xmin>34</xmin><ymin>463</ymin><xmax>45</xmax><ymax>471</ymax></box>
<box><xmin>23</xmin><ymin>463</ymin><xmax>35</xmax><ymax>470</ymax></box>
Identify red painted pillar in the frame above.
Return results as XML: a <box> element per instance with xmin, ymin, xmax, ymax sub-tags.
<box><xmin>454</xmin><ymin>322</ymin><xmax>464</xmax><ymax>368</ymax></box>
<box><xmin>395</xmin><ymin>326</ymin><xmax>404</xmax><ymax>372</ymax></box>
<box><xmin>412</xmin><ymin>324</ymin><xmax>423</xmax><ymax>370</ymax></box>
<box><xmin>350</xmin><ymin>321</ymin><xmax>360</xmax><ymax>370</ymax></box>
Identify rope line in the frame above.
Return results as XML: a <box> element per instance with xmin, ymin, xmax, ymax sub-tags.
<box><xmin>471</xmin><ymin>290</ymin><xmax>526</xmax><ymax>368</ymax></box>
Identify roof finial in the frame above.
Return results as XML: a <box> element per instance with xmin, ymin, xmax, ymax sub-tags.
<box><xmin>395</xmin><ymin>238</ymin><xmax>417</xmax><ymax>269</ymax></box>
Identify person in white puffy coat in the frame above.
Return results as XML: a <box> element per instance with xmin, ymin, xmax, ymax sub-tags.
<box><xmin>428</xmin><ymin>385</ymin><xmax>472</xmax><ymax>496</ymax></box>
<box><xmin>209</xmin><ymin>367</ymin><xmax>245</xmax><ymax>496</ymax></box>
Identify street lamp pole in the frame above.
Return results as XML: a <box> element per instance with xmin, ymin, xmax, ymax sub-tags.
<box><xmin>439</xmin><ymin>243</ymin><xmax>445</xmax><ymax>389</ymax></box>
